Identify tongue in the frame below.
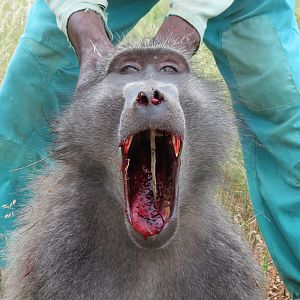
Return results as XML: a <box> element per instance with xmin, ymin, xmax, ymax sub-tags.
<box><xmin>130</xmin><ymin>164</ymin><xmax>165</xmax><ymax>237</ymax></box>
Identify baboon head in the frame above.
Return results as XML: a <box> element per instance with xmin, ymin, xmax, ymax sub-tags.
<box><xmin>57</xmin><ymin>41</ymin><xmax>232</xmax><ymax>250</ymax></box>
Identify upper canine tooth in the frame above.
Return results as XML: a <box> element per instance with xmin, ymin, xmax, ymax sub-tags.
<box><xmin>124</xmin><ymin>135</ymin><xmax>133</xmax><ymax>155</ymax></box>
<box><xmin>172</xmin><ymin>135</ymin><xmax>180</xmax><ymax>157</ymax></box>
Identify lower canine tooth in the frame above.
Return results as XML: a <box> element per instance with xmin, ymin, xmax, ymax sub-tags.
<box><xmin>163</xmin><ymin>206</ymin><xmax>170</xmax><ymax>220</ymax></box>
<box><xmin>150</xmin><ymin>129</ymin><xmax>157</xmax><ymax>201</ymax></box>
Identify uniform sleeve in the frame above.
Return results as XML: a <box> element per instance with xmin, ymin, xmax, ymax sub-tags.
<box><xmin>45</xmin><ymin>0</ymin><xmax>111</xmax><ymax>39</ymax></box>
<box><xmin>167</xmin><ymin>0</ymin><xmax>234</xmax><ymax>39</ymax></box>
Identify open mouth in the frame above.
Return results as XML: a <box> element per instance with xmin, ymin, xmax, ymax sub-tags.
<box><xmin>120</xmin><ymin>129</ymin><xmax>182</xmax><ymax>239</ymax></box>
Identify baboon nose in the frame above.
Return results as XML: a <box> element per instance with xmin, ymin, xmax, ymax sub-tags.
<box><xmin>136</xmin><ymin>90</ymin><xmax>165</xmax><ymax>106</ymax></box>
<box><xmin>136</xmin><ymin>91</ymin><xmax>149</xmax><ymax>106</ymax></box>
<box><xmin>151</xmin><ymin>90</ymin><xmax>165</xmax><ymax>105</ymax></box>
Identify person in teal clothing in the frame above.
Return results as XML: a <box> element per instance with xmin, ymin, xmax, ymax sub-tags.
<box><xmin>1</xmin><ymin>0</ymin><xmax>300</xmax><ymax>297</ymax></box>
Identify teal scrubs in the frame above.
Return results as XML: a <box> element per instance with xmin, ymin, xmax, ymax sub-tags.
<box><xmin>204</xmin><ymin>1</ymin><xmax>300</xmax><ymax>297</ymax></box>
<box><xmin>0</xmin><ymin>0</ymin><xmax>299</xmax><ymax>297</ymax></box>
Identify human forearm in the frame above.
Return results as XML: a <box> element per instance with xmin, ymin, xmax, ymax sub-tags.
<box><xmin>154</xmin><ymin>15</ymin><xmax>200</xmax><ymax>55</ymax></box>
<box><xmin>45</xmin><ymin>0</ymin><xmax>109</xmax><ymax>38</ymax></box>
<box><xmin>67</xmin><ymin>10</ymin><xmax>114</xmax><ymax>64</ymax></box>
<box><xmin>155</xmin><ymin>0</ymin><xmax>235</xmax><ymax>55</ymax></box>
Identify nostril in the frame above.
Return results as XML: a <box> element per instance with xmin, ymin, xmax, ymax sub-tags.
<box><xmin>136</xmin><ymin>92</ymin><xmax>149</xmax><ymax>106</ymax></box>
<box><xmin>151</xmin><ymin>90</ymin><xmax>165</xmax><ymax>105</ymax></box>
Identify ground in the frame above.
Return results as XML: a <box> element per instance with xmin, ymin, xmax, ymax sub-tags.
<box><xmin>1</xmin><ymin>1</ymin><xmax>300</xmax><ymax>299</ymax></box>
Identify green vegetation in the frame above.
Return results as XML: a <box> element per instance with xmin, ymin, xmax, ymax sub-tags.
<box><xmin>1</xmin><ymin>1</ymin><xmax>300</xmax><ymax>299</ymax></box>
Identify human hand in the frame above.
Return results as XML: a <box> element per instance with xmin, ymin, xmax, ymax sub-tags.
<box><xmin>67</xmin><ymin>10</ymin><xmax>115</xmax><ymax>82</ymax></box>
<box><xmin>153</xmin><ymin>15</ymin><xmax>200</xmax><ymax>56</ymax></box>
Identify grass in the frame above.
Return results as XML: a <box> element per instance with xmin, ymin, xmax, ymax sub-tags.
<box><xmin>0</xmin><ymin>1</ymin><xmax>32</xmax><ymax>82</ymax></box>
<box><xmin>297</xmin><ymin>0</ymin><xmax>300</xmax><ymax>23</ymax></box>
<box><xmin>1</xmin><ymin>1</ymin><xmax>300</xmax><ymax>299</ymax></box>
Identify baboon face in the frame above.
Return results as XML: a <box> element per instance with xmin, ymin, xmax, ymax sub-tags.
<box><xmin>115</xmin><ymin>49</ymin><xmax>188</xmax><ymax>248</ymax></box>
<box><xmin>67</xmin><ymin>45</ymin><xmax>228</xmax><ymax>249</ymax></box>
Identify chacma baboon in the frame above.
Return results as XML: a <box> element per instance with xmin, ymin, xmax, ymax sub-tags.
<box><xmin>3</xmin><ymin>41</ymin><xmax>262</xmax><ymax>300</ymax></box>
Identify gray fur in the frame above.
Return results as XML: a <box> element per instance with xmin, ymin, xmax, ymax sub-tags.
<box><xmin>3</xmin><ymin>41</ymin><xmax>262</xmax><ymax>299</ymax></box>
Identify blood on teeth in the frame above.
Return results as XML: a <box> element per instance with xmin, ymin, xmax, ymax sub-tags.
<box><xmin>172</xmin><ymin>135</ymin><xmax>181</xmax><ymax>158</ymax></box>
<box><xmin>120</xmin><ymin>130</ymin><xmax>182</xmax><ymax>236</ymax></box>
<box><xmin>123</xmin><ymin>135</ymin><xmax>133</xmax><ymax>155</ymax></box>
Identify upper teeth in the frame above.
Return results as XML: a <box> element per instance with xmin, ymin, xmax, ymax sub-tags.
<box><xmin>121</xmin><ymin>130</ymin><xmax>181</xmax><ymax>203</ymax></box>
<box><xmin>172</xmin><ymin>134</ymin><xmax>180</xmax><ymax>158</ymax></box>
<box><xmin>123</xmin><ymin>135</ymin><xmax>133</xmax><ymax>155</ymax></box>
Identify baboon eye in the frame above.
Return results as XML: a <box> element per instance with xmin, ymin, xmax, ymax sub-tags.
<box><xmin>121</xmin><ymin>65</ymin><xmax>140</xmax><ymax>73</ymax></box>
<box><xmin>160</xmin><ymin>66</ymin><xmax>178</xmax><ymax>73</ymax></box>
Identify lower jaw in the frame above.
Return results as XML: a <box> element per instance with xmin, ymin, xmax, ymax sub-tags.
<box><xmin>130</xmin><ymin>205</ymin><xmax>172</xmax><ymax>239</ymax></box>
<box><xmin>127</xmin><ymin>213</ymin><xmax>178</xmax><ymax>249</ymax></box>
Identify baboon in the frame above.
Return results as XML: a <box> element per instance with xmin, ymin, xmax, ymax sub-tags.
<box><xmin>3</xmin><ymin>41</ymin><xmax>262</xmax><ymax>299</ymax></box>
